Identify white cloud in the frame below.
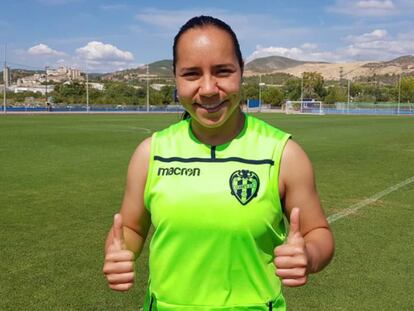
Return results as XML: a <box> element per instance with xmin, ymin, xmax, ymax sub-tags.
<box><xmin>248</xmin><ymin>46</ymin><xmax>304</xmax><ymax>61</ymax></box>
<box><xmin>247</xmin><ymin>27</ymin><xmax>414</xmax><ymax>63</ymax></box>
<box><xmin>356</xmin><ymin>0</ymin><xmax>395</xmax><ymax>9</ymax></box>
<box><xmin>327</xmin><ymin>0</ymin><xmax>398</xmax><ymax>16</ymax></box>
<box><xmin>343</xmin><ymin>29</ymin><xmax>414</xmax><ymax>59</ymax></box>
<box><xmin>246</xmin><ymin>46</ymin><xmax>342</xmax><ymax>63</ymax></box>
<box><xmin>28</xmin><ymin>44</ymin><xmax>66</xmax><ymax>56</ymax></box>
<box><xmin>301</xmin><ymin>43</ymin><xmax>319</xmax><ymax>50</ymax></box>
<box><xmin>76</xmin><ymin>41</ymin><xmax>134</xmax><ymax>62</ymax></box>
<box><xmin>346</xmin><ymin>29</ymin><xmax>388</xmax><ymax>43</ymax></box>
<box><xmin>73</xmin><ymin>41</ymin><xmax>135</xmax><ymax>72</ymax></box>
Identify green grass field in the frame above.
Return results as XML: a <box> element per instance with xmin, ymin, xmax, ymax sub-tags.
<box><xmin>1</xmin><ymin>113</ymin><xmax>413</xmax><ymax>310</ymax></box>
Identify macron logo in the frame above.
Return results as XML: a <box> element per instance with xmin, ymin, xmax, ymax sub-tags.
<box><xmin>157</xmin><ymin>167</ymin><xmax>201</xmax><ymax>177</ymax></box>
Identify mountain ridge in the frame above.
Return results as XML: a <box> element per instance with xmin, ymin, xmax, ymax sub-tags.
<box><xmin>102</xmin><ymin>55</ymin><xmax>414</xmax><ymax>81</ymax></box>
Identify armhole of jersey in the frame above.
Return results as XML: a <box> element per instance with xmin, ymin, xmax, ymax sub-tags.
<box><xmin>271</xmin><ymin>133</ymin><xmax>292</xmax><ymax>212</ymax></box>
<box><xmin>144</xmin><ymin>132</ymin><xmax>157</xmax><ymax>212</ymax></box>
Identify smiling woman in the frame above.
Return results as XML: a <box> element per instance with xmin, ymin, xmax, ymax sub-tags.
<box><xmin>174</xmin><ymin>22</ymin><xmax>243</xmax><ymax>143</ymax></box>
<box><xmin>103</xmin><ymin>15</ymin><xmax>334</xmax><ymax>311</ymax></box>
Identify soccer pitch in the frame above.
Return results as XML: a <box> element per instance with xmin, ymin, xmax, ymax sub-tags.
<box><xmin>1</xmin><ymin>113</ymin><xmax>413</xmax><ymax>310</ymax></box>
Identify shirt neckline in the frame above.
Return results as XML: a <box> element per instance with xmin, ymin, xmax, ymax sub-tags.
<box><xmin>187</xmin><ymin>113</ymin><xmax>248</xmax><ymax>151</ymax></box>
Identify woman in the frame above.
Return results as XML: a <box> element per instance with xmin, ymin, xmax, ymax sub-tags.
<box><xmin>103</xmin><ymin>16</ymin><xmax>334</xmax><ymax>311</ymax></box>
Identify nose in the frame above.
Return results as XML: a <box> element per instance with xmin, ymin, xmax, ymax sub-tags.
<box><xmin>199</xmin><ymin>75</ymin><xmax>218</xmax><ymax>97</ymax></box>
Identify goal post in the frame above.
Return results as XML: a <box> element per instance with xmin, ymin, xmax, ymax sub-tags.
<box><xmin>285</xmin><ymin>100</ymin><xmax>324</xmax><ymax>115</ymax></box>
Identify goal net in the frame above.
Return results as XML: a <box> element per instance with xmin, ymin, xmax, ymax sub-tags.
<box><xmin>285</xmin><ymin>100</ymin><xmax>324</xmax><ymax>115</ymax></box>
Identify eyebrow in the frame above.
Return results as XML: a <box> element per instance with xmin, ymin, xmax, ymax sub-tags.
<box><xmin>215</xmin><ymin>64</ymin><xmax>237</xmax><ymax>69</ymax></box>
<box><xmin>179</xmin><ymin>67</ymin><xmax>199</xmax><ymax>73</ymax></box>
<box><xmin>179</xmin><ymin>63</ymin><xmax>237</xmax><ymax>73</ymax></box>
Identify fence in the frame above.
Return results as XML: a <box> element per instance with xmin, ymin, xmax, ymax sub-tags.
<box><xmin>3</xmin><ymin>104</ymin><xmax>185</xmax><ymax>113</ymax></box>
<box><xmin>3</xmin><ymin>102</ymin><xmax>414</xmax><ymax>116</ymax></box>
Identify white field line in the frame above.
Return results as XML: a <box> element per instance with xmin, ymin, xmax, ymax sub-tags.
<box><xmin>56</xmin><ymin>125</ymin><xmax>152</xmax><ymax>133</ymax></box>
<box><xmin>328</xmin><ymin>176</ymin><xmax>414</xmax><ymax>224</ymax></box>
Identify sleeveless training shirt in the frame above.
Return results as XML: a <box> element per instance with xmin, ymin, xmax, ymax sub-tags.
<box><xmin>143</xmin><ymin>114</ymin><xmax>291</xmax><ymax>311</ymax></box>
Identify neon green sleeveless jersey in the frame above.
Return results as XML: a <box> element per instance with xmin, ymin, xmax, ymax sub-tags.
<box><xmin>143</xmin><ymin>114</ymin><xmax>291</xmax><ymax>311</ymax></box>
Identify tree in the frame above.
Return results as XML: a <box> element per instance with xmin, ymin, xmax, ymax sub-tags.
<box><xmin>51</xmin><ymin>82</ymin><xmax>85</xmax><ymax>104</ymax></box>
<box><xmin>102</xmin><ymin>82</ymin><xmax>142</xmax><ymax>105</ymax></box>
<box><xmin>400</xmin><ymin>77</ymin><xmax>414</xmax><ymax>102</ymax></box>
<box><xmin>282</xmin><ymin>78</ymin><xmax>301</xmax><ymax>101</ymax></box>
<box><xmin>160</xmin><ymin>85</ymin><xmax>175</xmax><ymax>104</ymax></box>
<box><xmin>324</xmin><ymin>85</ymin><xmax>347</xmax><ymax>105</ymax></box>
<box><xmin>149</xmin><ymin>90</ymin><xmax>164</xmax><ymax>105</ymax></box>
<box><xmin>241</xmin><ymin>83</ymin><xmax>259</xmax><ymax>101</ymax></box>
<box><xmin>261</xmin><ymin>87</ymin><xmax>284</xmax><ymax>106</ymax></box>
<box><xmin>303</xmin><ymin>72</ymin><xmax>326</xmax><ymax>100</ymax></box>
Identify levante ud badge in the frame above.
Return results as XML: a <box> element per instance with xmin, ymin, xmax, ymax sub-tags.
<box><xmin>229</xmin><ymin>170</ymin><xmax>260</xmax><ymax>205</ymax></box>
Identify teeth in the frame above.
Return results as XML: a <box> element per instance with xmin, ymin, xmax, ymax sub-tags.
<box><xmin>199</xmin><ymin>102</ymin><xmax>223</xmax><ymax>109</ymax></box>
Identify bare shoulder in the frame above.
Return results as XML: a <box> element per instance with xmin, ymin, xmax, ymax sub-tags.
<box><xmin>130</xmin><ymin>136</ymin><xmax>152</xmax><ymax>169</ymax></box>
<box><xmin>281</xmin><ymin>139</ymin><xmax>312</xmax><ymax>169</ymax></box>
<box><xmin>279</xmin><ymin>139</ymin><xmax>328</xmax><ymax>235</ymax></box>
<box><xmin>279</xmin><ymin>139</ymin><xmax>315</xmax><ymax>197</ymax></box>
<box><xmin>119</xmin><ymin>136</ymin><xmax>153</xmax><ymax>241</ymax></box>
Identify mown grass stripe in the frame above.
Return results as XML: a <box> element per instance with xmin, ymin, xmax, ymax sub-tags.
<box><xmin>328</xmin><ymin>176</ymin><xmax>414</xmax><ymax>223</ymax></box>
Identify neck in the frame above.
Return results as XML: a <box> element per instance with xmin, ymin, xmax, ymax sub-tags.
<box><xmin>191</xmin><ymin>109</ymin><xmax>245</xmax><ymax>146</ymax></box>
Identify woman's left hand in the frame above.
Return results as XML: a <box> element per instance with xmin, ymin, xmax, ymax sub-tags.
<box><xmin>273</xmin><ymin>207</ymin><xmax>309</xmax><ymax>287</ymax></box>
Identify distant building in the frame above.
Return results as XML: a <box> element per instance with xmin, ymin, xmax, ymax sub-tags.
<box><xmin>10</xmin><ymin>85</ymin><xmax>55</xmax><ymax>95</ymax></box>
<box><xmin>151</xmin><ymin>83</ymin><xmax>167</xmax><ymax>91</ymax></box>
<box><xmin>46</xmin><ymin>66</ymin><xmax>82</xmax><ymax>82</ymax></box>
<box><xmin>17</xmin><ymin>66</ymin><xmax>83</xmax><ymax>87</ymax></box>
<box><xmin>88</xmin><ymin>82</ymin><xmax>104</xmax><ymax>91</ymax></box>
<box><xmin>3</xmin><ymin>66</ymin><xmax>10</xmax><ymax>88</ymax></box>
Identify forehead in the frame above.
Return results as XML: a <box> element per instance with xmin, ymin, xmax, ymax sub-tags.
<box><xmin>176</xmin><ymin>26</ymin><xmax>237</xmax><ymax>66</ymax></box>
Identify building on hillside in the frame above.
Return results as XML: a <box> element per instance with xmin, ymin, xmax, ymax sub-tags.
<box><xmin>46</xmin><ymin>66</ymin><xmax>82</xmax><ymax>82</ymax></box>
<box><xmin>150</xmin><ymin>83</ymin><xmax>167</xmax><ymax>91</ymax></box>
<box><xmin>10</xmin><ymin>85</ymin><xmax>55</xmax><ymax>95</ymax></box>
<box><xmin>137</xmin><ymin>74</ymin><xmax>158</xmax><ymax>82</ymax></box>
<box><xmin>17</xmin><ymin>66</ymin><xmax>83</xmax><ymax>87</ymax></box>
<box><xmin>3</xmin><ymin>66</ymin><xmax>10</xmax><ymax>88</ymax></box>
<box><xmin>88</xmin><ymin>82</ymin><xmax>104</xmax><ymax>91</ymax></box>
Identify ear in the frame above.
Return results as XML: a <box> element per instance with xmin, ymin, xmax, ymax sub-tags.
<box><xmin>174</xmin><ymin>88</ymin><xmax>179</xmax><ymax>102</ymax></box>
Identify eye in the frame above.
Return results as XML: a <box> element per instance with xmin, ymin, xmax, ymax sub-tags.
<box><xmin>216</xmin><ymin>68</ymin><xmax>233</xmax><ymax>77</ymax></box>
<box><xmin>181</xmin><ymin>71</ymin><xmax>200</xmax><ymax>80</ymax></box>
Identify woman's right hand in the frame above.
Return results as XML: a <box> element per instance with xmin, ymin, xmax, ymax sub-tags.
<box><xmin>103</xmin><ymin>214</ymin><xmax>135</xmax><ymax>291</ymax></box>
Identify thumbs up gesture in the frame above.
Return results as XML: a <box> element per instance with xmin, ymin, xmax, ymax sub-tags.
<box><xmin>274</xmin><ymin>207</ymin><xmax>309</xmax><ymax>287</ymax></box>
<box><xmin>103</xmin><ymin>214</ymin><xmax>135</xmax><ymax>291</ymax></box>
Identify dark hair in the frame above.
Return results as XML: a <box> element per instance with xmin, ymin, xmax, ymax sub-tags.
<box><xmin>173</xmin><ymin>15</ymin><xmax>244</xmax><ymax>75</ymax></box>
<box><xmin>174</xmin><ymin>16</ymin><xmax>244</xmax><ymax>120</ymax></box>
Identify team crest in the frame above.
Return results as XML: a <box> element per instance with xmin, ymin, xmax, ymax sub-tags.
<box><xmin>229</xmin><ymin>170</ymin><xmax>260</xmax><ymax>205</ymax></box>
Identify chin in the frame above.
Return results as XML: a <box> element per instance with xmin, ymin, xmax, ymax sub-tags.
<box><xmin>195</xmin><ymin>115</ymin><xmax>227</xmax><ymax>128</ymax></box>
<box><xmin>188</xmin><ymin>101</ymin><xmax>240</xmax><ymax>129</ymax></box>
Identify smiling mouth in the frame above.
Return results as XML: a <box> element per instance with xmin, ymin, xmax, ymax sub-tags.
<box><xmin>195</xmin><ymin>100</ymin><xmax>228</xmax><ymax>111</ymax></box>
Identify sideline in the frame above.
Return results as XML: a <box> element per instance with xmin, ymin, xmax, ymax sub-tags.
<box><xmin>328</xmin><ymin>176</ymin><xmax>414</xmax><ymax>223</ymax></box>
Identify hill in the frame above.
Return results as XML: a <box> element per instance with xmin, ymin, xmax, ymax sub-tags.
<box><xmin>244</xmin><ymin>56</ymin><xmax>326</xmax><ymax>74</ymax></box>
<box><xmin>1</xmin><ymin>69</ymin><xmax>42</xmax><ymax>83</ymax></box>
<box><xmin>102</xmin><ymin>59</ymin><xmax>173</xmax><ymax>81</ymax></box>
<box><xmin>363</xmin><ymin>55</ymin><xmax>414</xmax><ymax>70</ymax></box>
<box><xmin>246</xmin><ymin>55</ymin><xmax>414</xmax><ymax>80</ymax></box>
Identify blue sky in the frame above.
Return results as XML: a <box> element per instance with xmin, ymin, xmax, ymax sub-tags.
<box><xmin>1</xmin><ymin>0</ymin><xmax>414</xmax><ymax>72</ymax></box>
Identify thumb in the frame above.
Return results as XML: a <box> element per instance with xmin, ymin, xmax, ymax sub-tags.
<box><xmin>287</xmin><ymin>207</ymin><xmax>301</xmax><ymax>240</ymax></box>
<box><xmin>112</xmin><ymin>213</ymin><xmax>125</xmax><ymax>249</ymax></box>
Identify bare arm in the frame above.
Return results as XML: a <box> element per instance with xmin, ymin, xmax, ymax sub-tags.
<box><xmin>275</xmin><ymin>139</ymin><xmax>334</xmax><ymax>286</ymax></box>
<box><xmin>105</xmin><ymin>137</ymin><xmax>152</xmax><ymax>255</ymax></box>
<box><xmin>103</xmin><ymin>137</ymin><xmax>152</xmax><ymax>291</ymax></box>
